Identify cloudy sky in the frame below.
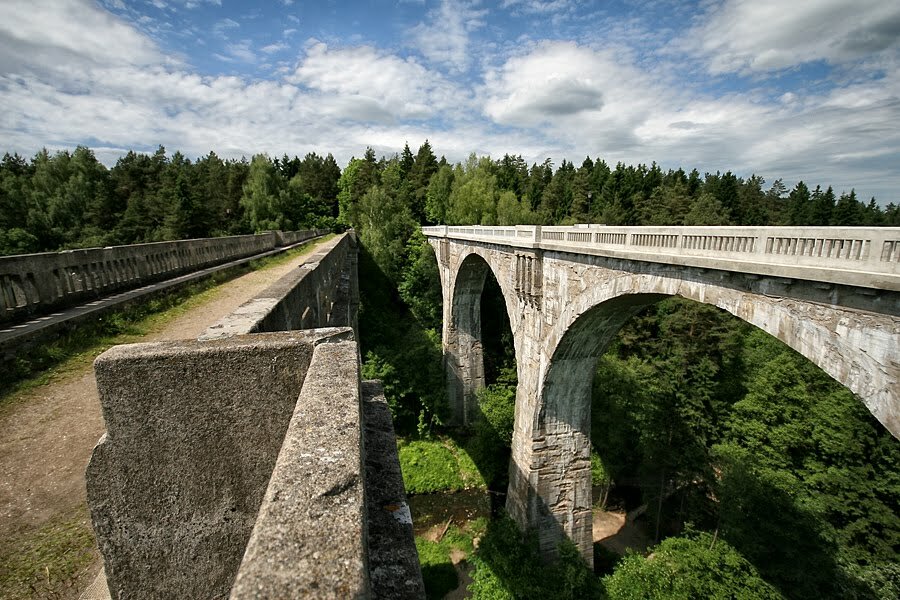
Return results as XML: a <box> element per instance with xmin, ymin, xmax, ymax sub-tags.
<box><xmin>1</xmin><ymin>0</ymin><xmax>899</xmax><ymax>202</ymax></box>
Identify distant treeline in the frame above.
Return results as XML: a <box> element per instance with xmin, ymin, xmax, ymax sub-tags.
<box><xmin>2</xmin><ymin>142</ymin><xmax>898</xmax><ymax>257</ymax></box>
<box><xmin>0</xmin><ymin>147</ymin><xmax>341</xmax><ymax>256</ymax></box>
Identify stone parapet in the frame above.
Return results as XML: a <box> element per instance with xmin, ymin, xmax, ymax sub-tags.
<box><xmin>200</xmin><ymin>232</ymin><xmax>358</xmax><ymax>340</ymax></box>
<box><xmin>87</xmin><ymin>330</ymin><xmax>339</xmax><ymax>598</ymax></box>
<box><xmin>361</xmin><ymin>381</ymin><xmax>426</xmax><ymax>599</ymax></box>
<box><xmin>0</xmin><ymin>229</ymin><xmax>326</xmax><ymax>324</ymax></box>
<box><xmin>84</xmin><ymin>228</ymin><xmax>421</xmax><ymax>599</ymax></box>
<box><xmin>230</xmin><ymin>337</ymin><xmax>367</xmax><ymax>599</ymax></box>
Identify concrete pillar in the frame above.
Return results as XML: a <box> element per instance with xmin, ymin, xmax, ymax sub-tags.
<box><xmin>507</xmin><ymin>353</ymin><xmax>595</xmax><ymax>565</ymax></box>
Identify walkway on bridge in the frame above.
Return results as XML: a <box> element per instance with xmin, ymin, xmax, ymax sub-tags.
<box><xmin>0</xmin><ymin>238</ymin><xmax>328</xmax><ymax>599</ymax></box>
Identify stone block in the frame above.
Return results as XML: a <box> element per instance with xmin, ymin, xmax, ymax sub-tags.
<box><xmin>86</xmin><ymin>329</ymin><xmax>350</xmax><ymax>599</ymax></box>
<box><xmin>230</xmin><ymin>338</ymin><xmax>367</xmax><ymax>599</ymax></box>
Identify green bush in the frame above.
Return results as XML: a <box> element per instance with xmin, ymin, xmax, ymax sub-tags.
<box><xmin>465</xmin><ymin>380</ymin><xmax>517</xmax><ymax>486</ymax></box>
<box><xmin>602</xmin><ymin>532</ymin><xmax>783</xmax><ymax>600</ymax></box>
<box><xmin>468</xmin><ymin>514</ymin><xmax>603</xmax><ymax>600</ymax></box>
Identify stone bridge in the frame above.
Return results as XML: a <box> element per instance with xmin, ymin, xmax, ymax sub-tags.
<box><xmin>423</xmin><ymin>224</ymin><xmax>900</xmax><ymax>565</ymax></box>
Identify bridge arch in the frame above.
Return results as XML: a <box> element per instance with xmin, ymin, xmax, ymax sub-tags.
<box><xmin>443</xmin><ymin>249</ymin><xmax>520</xmax><ymax>426</ymax></box>
<box><xmin>514</xmin><ymin>265</ymin><xmax>899</xmax><ymax>563</ymax></box>
<box><xmin>425</xmin><ymin>226</ymin><xmax>900</xmax><ymax>569</ymax></box>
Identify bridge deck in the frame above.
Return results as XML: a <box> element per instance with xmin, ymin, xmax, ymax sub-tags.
<box><xmin>423</xmin><ymin>225</ymin><xmax>900</xmax><ymax>293</ymax></box>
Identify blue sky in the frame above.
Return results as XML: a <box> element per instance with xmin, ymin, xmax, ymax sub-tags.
<box><xmin>1</xmin><ymin>1</ymin><xmax>899</xmax><ymax>203</ymax></box>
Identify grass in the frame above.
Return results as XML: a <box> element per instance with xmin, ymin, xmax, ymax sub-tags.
<box><xmin>0</xmin><ymin>506</ymin><xmax>97</xmax><ymax>600</ymax></box>
<box><xmin>399</xmin><ymin>436</ymin><xmax>486</xmax><ymax>494</ymax></box>
<box><xmin>416</xmin><ymin>519</ymin><xmax>488</xmax><ymax>599</ymax></box>
<box><xmin>0</xmin><ymin>236</ymin><xmax>330</xmax><ymax>409</ymax></box>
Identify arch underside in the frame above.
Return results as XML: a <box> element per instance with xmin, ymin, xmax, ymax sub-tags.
<box><xmin>444</xmin><ymin>249</ymin><xmax>519</xmax><ymax>426</ymax></box>
<box><xmin>543</xmin><ymin>261</ymin><xmax>899</xmax><ymax>440</ymax></box>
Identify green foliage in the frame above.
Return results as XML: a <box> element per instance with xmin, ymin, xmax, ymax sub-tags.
<box><xmin>466</xmin><ymin>379</ymin><xmax>517</xmax><ymax>485</ymax></box>
<box><xmin>708</xmin><ymin>329</ymin><xmax>900</xmax><ymax>598</ymax></box>
<box><xmin>0</xmin><ymin>227</ymin><xmax>39</xmax><ymax>255</ymax></box>
<box><xmin>592</xmin><ymin>309</ymin><xmax>900</xmax><ymax>599</ymax></box>
<box><xmin>447</xmin><ymin>155</ymin><xmax>499</xmax><ymax>225</ymax></box>
<box><xmin>398</xmin><ymin>438</ymin><xmax>485</xmax><ymax>494</ymax></box>
<box><xmin>602</xmin><ymin>532</ymin><xmax>783</xmax><ymax>599</ymax></box>
<box><xmin>476</xmin><ymin>382</ymin><xmax>516</xmax><ymax>446</ymax></box>
<box><xmin>593</xmin><ymin>543</ymin><xmax>622</xmax><ymax>576</ymax></box>
<box><xmin>416</xmin><ymin>520</ymin><xmax>487</xmax><ymax>599</ymax></box>
<box><xmin>591</xmin><ymin>449</ymin><xmax>612</xmax><ymax>487</ymax></box>
<box><xmin>682</xmin><ymin>191</ymin><xmax>731</xmax><ymax>225</ymax></box>
<box><xmin>469</xmin><ymin>515</ymin><xmax>603</xmax><ymax>600</ymax></box>
<box><xmin>360</xmin><ymin>325</ymin><xmax>445</xmax><ymax>433</ymax></box>
<box><xmin>425</xmin><ymin>163</ymin><xmax>453</xmax><ymax>224</ymax></box>
<box><xmin>356</xmin><ymin>184</ymin><xmax>417</xmax><ymax>284</ymax></box>
<box><xmin>398</xmin><ymin>231</ymin><xmax>443</xmax><ymax>331</ymax></box>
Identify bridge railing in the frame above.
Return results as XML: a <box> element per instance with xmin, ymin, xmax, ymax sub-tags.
<box><xmin>423</xmin><ymin>224</ymin><xmax>900</xmax><ymax>290</ymax></box>
<box><xmin>0</xmin><ymin>229</ymin><xmax>327</xmax><ymax>324</ymax></box>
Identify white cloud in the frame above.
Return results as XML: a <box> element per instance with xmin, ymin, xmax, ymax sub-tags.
<box><xmin>213</xmin><ymin>18</ymin><xmax>240</xmax><ymax>39</ymax></box>
<box><xmin>183</xmin><ymin>0</ymin><xmax>222</xmax><ymax>8</ymax></box>
<box><xmin>261</xmin><ymin>42</ymin><xmax>289</xmax><ymax>55</ymax></box>
<box><xmin>681</xmin><ymin>0</ymin><xmax>900</xmax><ymax>74</ymax></box>
<box><xmin>482</xmin><ymin>41</ymin><xmax>660</xmax><ymax>145</ymax></box>
<box><xmin>408</xmin><ymin>0</ymin><xmax>487</xmax><ymax>72</ymax></box>
<box><xmin>479</xmin><ymin>40</ymin><xmax>900</xmax><ymax>201</ymax></box>
<box><xmin>0</xmin><ymin>0</ymin><xmax>161</xmax><ymax>73</ymax></box>
<box><xmin>224</xmin><ymin>40</ymin><xmax>256</xmax><ymax>63</ymax></box>
<box><xmin>502</xmin><ymin>0</ymin><xmax>574</xmax><ymax>15</ymax></box>
<box><xmin>290</xmin><ymin>42</ymin><xmax>465</xmax><ymax>122</ymax></box>
<box><xmin>1</xmin><ymin>0</ymin><xmax>898</xmax><ymax>204</ymax></box>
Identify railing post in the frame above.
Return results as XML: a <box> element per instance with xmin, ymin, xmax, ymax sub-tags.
<box><xmin>534</xmin><ymin>225</ymin><xmax>542</xmax><ymax>244</ymax></box>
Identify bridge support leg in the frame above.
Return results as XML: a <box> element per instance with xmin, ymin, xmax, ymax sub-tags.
<box><xmin>506</xmin><ymin>298</ymin><xmax>650</xmax><ymax>568</ymax></box>
<box><xmin>445</xmin><ymin>326</ymin><xmax>485</xmax><ymax>427</ymax></box>
<box><xmin>507</xmin><ymin>357</ymin><xmax>595</xmax><ymax>567</ymax></box>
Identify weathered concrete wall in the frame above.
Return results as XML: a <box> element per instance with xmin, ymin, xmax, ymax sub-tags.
<box><xmin>425</xmin><ymin>232</ymin><xmax>900</xmax><ymax>567</ymax></box>
<box><xmin>0</xmin><ymin>229</ymin><xmax>325</xmax><ymax>324</ymax></box>
<box><xmin>200</xmin><ymin>233</ymin><xmax>358</xmax><ymax>341</ymax></box>
<box><xmin>230</xmin><ymin>337</ymin><xmax>367</xmax><ymax>598</ymax></box>
<box><xmin>87</xmin><ymin>330</ymin><xmax>345</xmax><ymax>599</ymax></box>
<box><xmin>361</xmin><ymin>380</ymin><xmax>426</xmax><ymax>599</ymax></box>
<box><xmin>86</xmin><ymin>229</ymin><xmax>422</xmax><ymax>598</ymax></box>
<box><xmin>228</xmin><ymin>348</ymin><xmax>424</xmax><ymax>599</ymax></box>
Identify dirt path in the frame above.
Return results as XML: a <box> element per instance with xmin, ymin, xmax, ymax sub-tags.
<box><xmin>0</xmin><ymin>242</ymin><xmax>323</xmax><ymax>598</ymax></box>
<box><xmin>592</xmin><ymin>509</ymin><xmax>652</xmax><ymax>555</ymax></box>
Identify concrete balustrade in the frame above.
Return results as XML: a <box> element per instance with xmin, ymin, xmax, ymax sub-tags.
<box><xmin>0</xmin><ymin>229</ymin><xmax>327</xmax><ymax>324</ymax></box>
<box><xmin>200</xmin><ymin>233</ymin><xmax>358</xmax><ymax>340</ymax></box>
<box><xmin>423</xmin><ymin>225</ymin><xmax>900</xmax><ymax>291</ymax></box>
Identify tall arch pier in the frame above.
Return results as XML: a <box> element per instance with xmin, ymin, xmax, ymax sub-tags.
<box><xmin>423</xmin><ymin>224</ymin><xmax>900</xmax><ymax>565</ymax></box>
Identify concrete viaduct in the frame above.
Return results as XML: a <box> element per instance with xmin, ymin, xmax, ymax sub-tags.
<box><xmin>423</xmin><ymin>224</ymin><xmax>900</xmax><ymax>566</ymax></box>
